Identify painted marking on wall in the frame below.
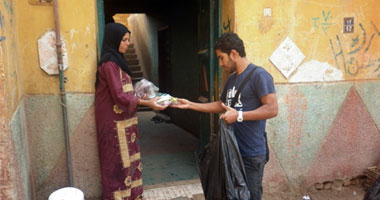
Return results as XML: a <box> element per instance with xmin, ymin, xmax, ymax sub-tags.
<box><xmin>0</xmin><ymin>11</ymin><xmax>5</xmax><ymax>29</ymax></box>
<box><xmin>289</xmin><ymin>60</ymin><xmax>343</xmax><ymax>83</ymax></box>
<box><xmin>344</xmin><ymin>17</ymin><xmax>354</xmax><ymax>33</ymax></box>
<box><xmin>285</xmin><ymin>87</ymin><xmax>307</xmax><ymax>174</ymax></box>
<box><xmin>329</xmin><ymin>21</ymin><xmax>380</xmax><ymax>77</ymax></box>
<box><xmin>270</xmin><ymin>37</ymin><xmax>305</xmax><ymax>79</ymax></box>
<box><xmin>263</xmin><ymin>8</ymin><xmax>272</xmax><ymax>17</ymax></box>
<box><xmin>312</xmin><ymin>10</ymin><xmax>333</xmax><ymax>34</ymax></box>
<box><xmin>0</xmin><ymin>36</ymin><xmax>5</xmax><ymax>42</ymax></box>
<box><xmin>223</xmin><ymin>16</ymin><xmax>232</xmax><ymax>32</ymax></box>
<box><xmin>3</xmin><ymin>0</ymin><xmax>13</xmax><ymax>15</ymax></box>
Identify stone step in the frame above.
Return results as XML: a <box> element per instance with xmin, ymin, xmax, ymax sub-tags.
<box><xmin>128</xmin><ymin>43</ymin><xmax>134</xmax><ymax>48</ymax></box>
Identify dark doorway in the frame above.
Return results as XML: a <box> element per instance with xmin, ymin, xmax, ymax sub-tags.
<box><xmin>97</xmin><ymin>0</ymin><xmax>221</xmax><ymax>187</ymax></box>
<box><xmin>158</xmin><ymin>26</ymin><xmax>171</xmax><ymax>94</ymax></box>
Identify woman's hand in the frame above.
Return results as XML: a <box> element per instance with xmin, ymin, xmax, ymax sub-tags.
<box><xmin>138</xmin><ymin>97</ymin><xmax>167</xmax><ymax>110</ymax></box>
<box><xmin>147</xmin><ymin>97</ymin><xmax>168</xmax><ymax>111</ymax></box>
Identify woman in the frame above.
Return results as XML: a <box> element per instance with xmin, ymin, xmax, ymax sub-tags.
<box><xmin>95</xmin><ymin>23</ymin><xmax>166</xmax><ymax>200</ymax></box>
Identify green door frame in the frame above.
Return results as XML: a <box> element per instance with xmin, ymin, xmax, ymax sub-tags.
<box><xmin>96</xmin><ymin>0</ymin><xmax>221</xmax><ymax>149</ymax></box>
<box><xmin>96</xmin><ymin>0</ymin><xmax>105</xmax><ymax>59</ymax></box>
<box><xmin>198</xmin><ymin>0</ymin><xmax>222</xmax><ymax>149</ymax></box>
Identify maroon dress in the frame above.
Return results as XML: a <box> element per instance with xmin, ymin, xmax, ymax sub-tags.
<box><xmin>95</xmin><ymin>61</ymin><xmax>143</xmax><ymax>200</ymax></box>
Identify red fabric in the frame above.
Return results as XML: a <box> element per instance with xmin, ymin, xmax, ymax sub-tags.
<box><xmin>95</xmin><ymin>61</ymin><xmax>142</xmax><ymax>200</ymax></box>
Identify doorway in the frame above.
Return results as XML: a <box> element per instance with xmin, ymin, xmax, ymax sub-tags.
<box><xmin>97</xmin><ymin>0</ymin><xmax>221</xmax><ymax>187</ymax></box>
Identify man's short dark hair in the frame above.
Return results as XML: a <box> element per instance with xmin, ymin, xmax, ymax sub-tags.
<box><xmin>214</xmin><ymin>32</ymin><xmax>246</xmax><ymax>57</ymax></box>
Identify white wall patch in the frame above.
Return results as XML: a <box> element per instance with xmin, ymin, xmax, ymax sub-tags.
<box><xmin>289</xmin><ymin>60</ymin><xmax>343</xmax><ymax>83</ymax></box>
<box><xmin>270</xmin><ymin>37</ymin><xmax>305</xmax><ymax>79</ymax></box>
<box><xmin>38</xmin><ymin>30</ymin><xmax>68</xmax><ymax>75</ymax></box>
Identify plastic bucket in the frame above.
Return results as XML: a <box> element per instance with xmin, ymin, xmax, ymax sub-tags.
<box><xmin>48</xmin><ymin>187</ymin><xmax>84</xmax><ymax>200</ymax></box>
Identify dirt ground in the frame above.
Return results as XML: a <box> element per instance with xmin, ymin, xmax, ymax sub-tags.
<box><xmin>145</xmin><ymin>179</ymin><xmax>368</xmax><ymax>200</ymax></box>
<box><xmin>263</xmin><ymin>184</ymin><xmax>366</xmax><ymax>200</ymax></box>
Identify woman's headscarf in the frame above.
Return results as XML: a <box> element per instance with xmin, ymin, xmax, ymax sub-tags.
<box><xmin>96</xmin><ymin>23</ymin><xmax>131</xmax><ymax>87</ymax></box>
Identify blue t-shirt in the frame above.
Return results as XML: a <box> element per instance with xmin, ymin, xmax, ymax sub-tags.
<box><xmin>220</xmin><ymin>64</ymin><xmax>275</xmax><ymax>157</ymax></box>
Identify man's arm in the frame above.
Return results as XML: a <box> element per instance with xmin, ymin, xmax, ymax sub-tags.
<box><xmin>243</xmin><ymin>93</ymin><xmax>278</xmax><ymax>120</ymax></box>
<box><xmin>221</xmin><ymin>93</ymin><xmax>278</xmax><ymax>124</ymax></box>
<box><xmin>172</xmin><ymin>99</ymin><xmax>225</xmax><ymax>113</ymax></box>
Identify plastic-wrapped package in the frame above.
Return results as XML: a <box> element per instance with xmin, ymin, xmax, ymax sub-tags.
<box><xmin>134</xmin><ymin>79</ymin><xmax>178</xmax><ymax>106</ymax></box>
<box><xmin>134</xmin><ymin>79</ymin><xmax>159</xmax><ymax>99</ymax></box>
<box><xmin>155</xmin><ymin>93</ymin><xmax>178</xmax><ymax>106</ymax></box>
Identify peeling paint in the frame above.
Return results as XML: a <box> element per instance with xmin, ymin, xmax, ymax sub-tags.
<box><xmin>289</xmin><ymin>60</ymin><xmax>343</xmax><ymax>82</ymax></box>
<box><xmin>69</xmin><ymin>29</ymin><xmax>78</xmax><ymax>40</ymax></box>
<box><xmin>85</xmin><ymin>26</ymin><xmax>91</xmax><ymax>35</ymax></box>
<box><xmin>71</xmin><ymin>43</ymin><xmax>77</xmax><ymax>52</ymax></box>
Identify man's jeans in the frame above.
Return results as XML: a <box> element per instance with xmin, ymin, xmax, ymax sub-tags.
<box><xmin>242</xmin><ymin>154</ymin><xmax>267</xmax><ymax>200</ymax></box>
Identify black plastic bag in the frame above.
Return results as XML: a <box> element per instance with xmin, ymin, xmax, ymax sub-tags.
<box><xmin>364</xmin><ymin>176</ymin><xmax>380</xmax><ymax>200</ymax></box>
<box><xmin>196</xmin><ymin>119</ymin><xmax>250</xmax><ymax>200</ymax></box>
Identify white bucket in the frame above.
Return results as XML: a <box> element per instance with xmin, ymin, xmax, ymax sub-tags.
<box><xmin>48</xmin><ymin>187</ymin><xmax>84</xmax><ymax>200</ymax></box>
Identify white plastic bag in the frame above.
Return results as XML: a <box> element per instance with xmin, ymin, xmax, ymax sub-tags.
<box><xmin>134</xmin><ymin>79</ymin><xmax>159</xmax><ymax>99</ymax></box>
<box><xmin>134</xmin><ymin>79</ymin><xmax>178</xmax><ymax>106</ymax></box>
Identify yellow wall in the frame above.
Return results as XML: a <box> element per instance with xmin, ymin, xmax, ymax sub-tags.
<box><xmin>113</xmin><ymin>14</ymin><xmax>129</xmax><ymax>28</ymax></box>
<box><xmin>234</xmin><ymin>0</ymin><xmax>380</xmax><ymax>83</ymax></box>
<box><xmin>1</xmin><ymin>0</ymin><xmax>22</xmax><ymax>120</ymax></box>
<box><xmin>16</xmin><ymin>0</ymin><xmax>98</xmax><ymax>94</ymax></box>
<box><xmin>222</xmin><ymin>0</ymin><xmax>235</xmax><ymax>33</ymax></box>
<box><xmin>221</xmin><ymin>0</ymin><xmax>235</xmax><ymax>85</ymax></box>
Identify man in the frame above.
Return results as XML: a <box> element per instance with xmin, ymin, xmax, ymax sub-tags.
<box><xmin>172</xmin><ymin>32</ymin><xmax>278</xmax><ymax>200</ymax></box>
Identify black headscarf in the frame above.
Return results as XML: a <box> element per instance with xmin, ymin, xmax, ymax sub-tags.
<box><xmin>96</xmin><ymin>23</ymin><xmax>131</xmax><ymax>87</ymax></box>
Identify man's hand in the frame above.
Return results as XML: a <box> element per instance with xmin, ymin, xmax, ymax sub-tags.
<box><xmin>170</xmin><ymin>98</ymin><xmax>191</xmax><ymax>109</ymax></box>
<box><xmin>220</xmin><ymin>103</ymin><xmax>238</xmax><ymax>124</ymax></box>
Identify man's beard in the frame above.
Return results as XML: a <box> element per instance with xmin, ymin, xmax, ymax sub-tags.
<box><xmin>227</xmin><ymin>59</ymin><xmax>237</xmax><ymax>73</ymax></box>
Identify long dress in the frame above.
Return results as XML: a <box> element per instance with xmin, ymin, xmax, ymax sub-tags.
<box><xmin>95</xmin><ymin>61</ymin><xmax>143</xmax><ymax>200</ymax></box>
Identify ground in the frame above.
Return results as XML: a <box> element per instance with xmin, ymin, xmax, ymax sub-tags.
<box><xmin>138</xmin><ymin>111</ymin><xmax>369</xmax><ymax>200</ymax></box>
<box><xmin>263</xmin><ymin>184</ymin><xmax>366</xmax><ymax>200</ymax></box>
<box><xmin>143</xmin><ymin>178</ymin><xmax>367</xmax><ymax>200</ymax></box>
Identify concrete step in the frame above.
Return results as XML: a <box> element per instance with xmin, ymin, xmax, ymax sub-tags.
<box><xmin>132</xmin><ymin>77</ymin><xmax>143</xmax><ymax>84</ymax></box>
<box><xmin>124</xmin><ymin>54</ymin><xmax>137</xmax><ymax>59</ymax></box>
<box><xmin>129</xmin><ymin>65</ymin><xmax>141</xmax><ymax>72</ymax></box>
<box><xmin>126</xmin><ymin>48</ymin><xmax>135</xmax><ymax>54</ymax></box>
<box><xmin>131</xmin><ymin>71</ymin><xmax>143</xmax><ymax>78</ymax></box>
<box><xmin>126</xmin><ymin>59</ymin><xmax>139</xmax><ymax>65</ymax></box>
<box><xmin>143</xmin><ymin>180</ymin><xmax>204</xmax><ymax>200</ymax></box>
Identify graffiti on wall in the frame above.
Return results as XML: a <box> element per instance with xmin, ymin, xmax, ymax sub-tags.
<box><xmin>312</xmin><ymin>10</ymin><xmax>333</xmax><ymax>34</ymax></box>
<box><xmin>329</xmin><ymin>21</ymin><xmax>380</xmax><ymax>77</ymax></box>
<box><xmin>3</xmin><ymin>0</ymin><xmax>13</xmax><ymax>27</ymax></box>
<box><xmin>0</xmin><ymin>11</ymin><xmax>5</xmax><ymax>56</ymax></box>
<box><xmin>0</xmin><ymin>11</ymin><xmax>4</xmax><ymax>30</ymax></box>
<box><xmin>223</xmin><ymin>16</ymin><xmax>232</xmax><ymax>32</ymax></box>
